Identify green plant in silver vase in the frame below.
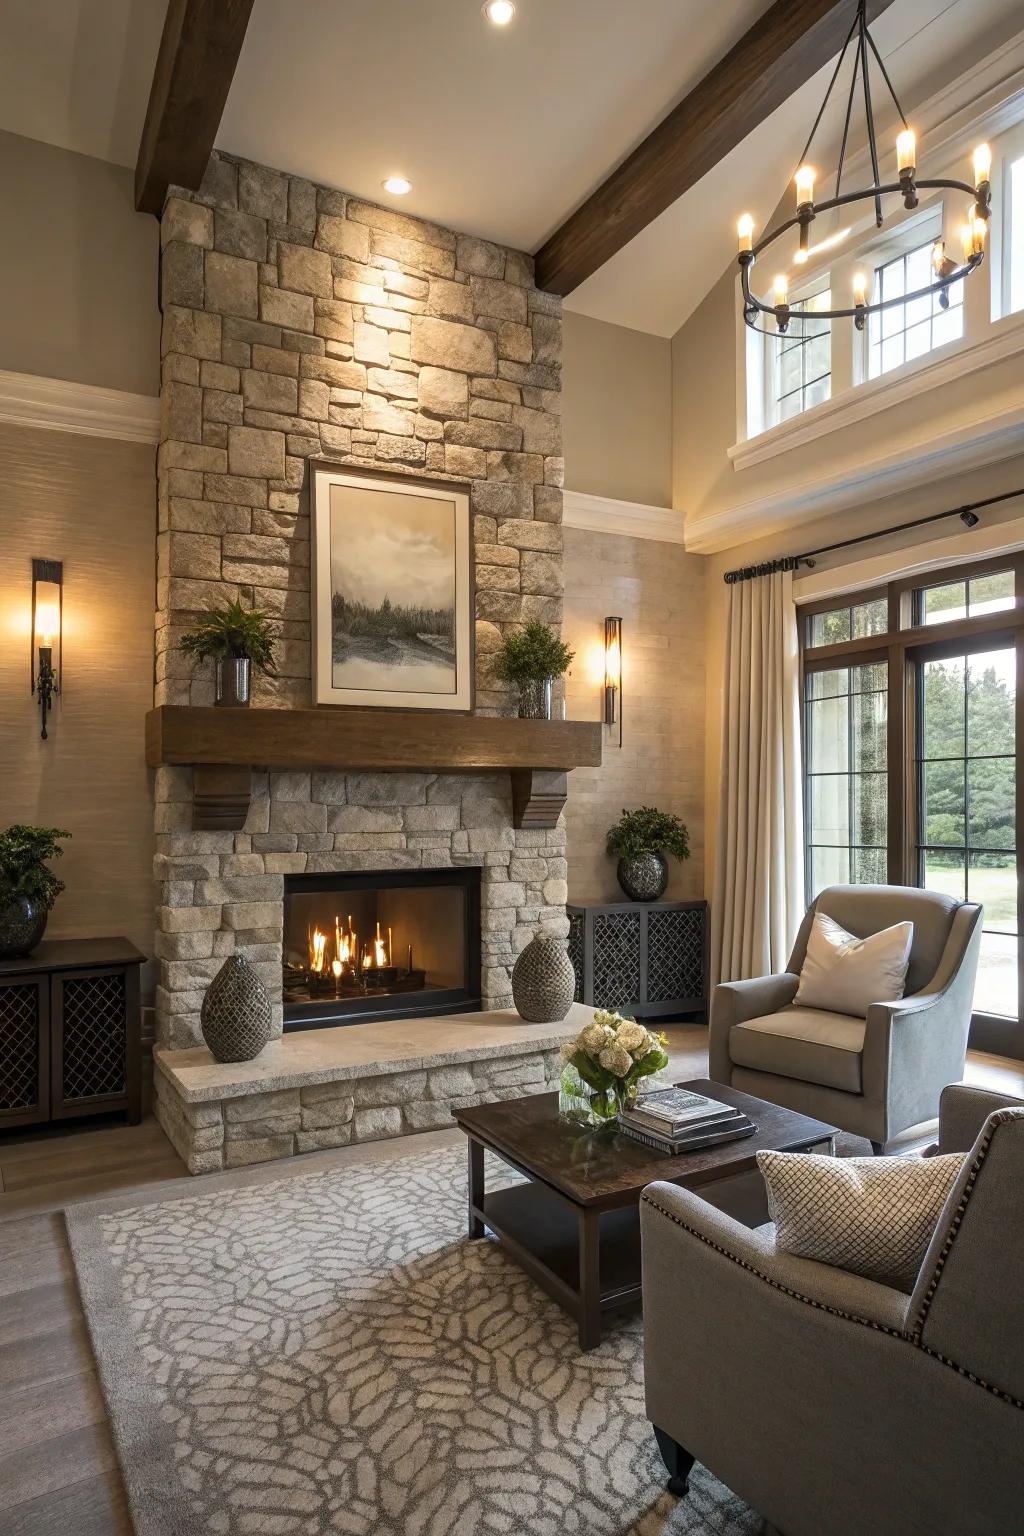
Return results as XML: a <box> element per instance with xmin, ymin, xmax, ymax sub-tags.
<box><xmin>606</xmin><ymin>805</ymin><xmax>690</xmax><ymax>901</ymax></box>
<box><xmin>179</xmin><ymin>600</ymin><xmax>277</xmax><ymax>707</ymax></box>
<box><xmin>0</xmin><ymin>824</ymin><xmax>70</xmax><ymax>958</ymax></box>
<box><xmin>559</xmin><ymin>1009</ymin><xmax>669</xmax><ymax>1126</ymax></box>
<box><xmin>494</xmin><ymin>620</ymin><xmax>575</xmax><ymax>719</ymax></box>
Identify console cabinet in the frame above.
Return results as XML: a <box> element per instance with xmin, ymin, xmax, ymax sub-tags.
<box><xmin>0</xmin><ymin>938</ymin><xmax>144</xmax><ymax>1130</ymax></box>
<box><xmin>567</xmin><ymin>900</ymin><xmax>709</xmax><ymax>1020</ymax></box>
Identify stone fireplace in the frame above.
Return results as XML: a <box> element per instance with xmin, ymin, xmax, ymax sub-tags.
<box><xmin>282</xmin><ymin>865</ymin><xmax>482</xmax><ymax>1029</ymax></box>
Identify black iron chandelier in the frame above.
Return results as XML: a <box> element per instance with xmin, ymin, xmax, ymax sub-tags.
<box><xmin>736</xmin><ymin>0</ymin><xmax>992</xmax><ymax>336</ymax></box>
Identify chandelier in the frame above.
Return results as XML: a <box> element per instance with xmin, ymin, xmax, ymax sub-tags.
<box><xmin>736</xmin><ymin>0</ymin><xmax>992</xmax><ymax>337</ymax></box>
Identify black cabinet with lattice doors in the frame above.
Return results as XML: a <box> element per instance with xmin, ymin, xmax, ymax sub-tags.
<box><xmin>0</xmin><ymin>939</ymin><xmax>144</xmax><ymax>1130</ymax></box>
<box><xmin>567</xmin><ymin>900</ymin><xmax>709</xmax><ymax>1019</ymax></box>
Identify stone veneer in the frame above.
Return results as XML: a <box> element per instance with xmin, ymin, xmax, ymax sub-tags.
<box><xmin>154</xmin><ymin>151</ymin><xmax>567</xmax><ymax>1051</ymax></box>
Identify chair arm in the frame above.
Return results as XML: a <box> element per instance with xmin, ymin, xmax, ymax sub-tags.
<box><xmin>640</xmin><ymin>1181</ymin><xmax>910</xmax><ymax>1333</ymax></box>
<box><xmin>708</xmin><ymin>972</ymin><xmax>799</xmax><ymax>1083</ymax></box>
<box><xmin>937</xmin><ymin>1083</ymin><xmax>1024</xmax><ymax>1153</ymax></box>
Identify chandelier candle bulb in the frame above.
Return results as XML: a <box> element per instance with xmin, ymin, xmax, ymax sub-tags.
<box><xmin>896</xmin><ymin>129</ymin><xmax>916</xmax><ymax>174</ymax></box>
<box><xmin>973</xmin><ymin>143</ymin><xmax>992</xmax><ymax>189</ymax></box>
<box><xmin>737</xmin><ymin>213</ymin><xmax>754</xmax><ymax>255</ymax></box>
<box><xmin>794</xmin><ymin>165</ymin><xmax>815</xmax><ymax>206</ymax></box>
<box><xmin>853</xmin><ymin>272</ymin><xmax>868</xmax><ymax>329</ymax></box>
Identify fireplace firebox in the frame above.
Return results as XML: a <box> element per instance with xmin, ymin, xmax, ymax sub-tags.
<box><xmin>282</xmin><ymin>868</ymin><xmax>482</xmax><ymax>1030</ymax></box>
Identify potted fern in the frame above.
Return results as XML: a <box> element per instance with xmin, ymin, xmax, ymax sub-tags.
<box><xmin>606</xmin><ymin>806</ymin><xmax>690</xmax><ymax>901</ymax></box>
<box><xmin>0</xmin><ymin>824</ymin><xmax>71</xmax><ymax>957</ymax></box>
<box><xmin>494</xmin><ymin>621</ymin><xmax>575</xmax><ymax>719</ymax></box>
<box><xmin>179</xmin><ymin>600</ymin><xmax>277</xmax><ymax>706</ymax></box>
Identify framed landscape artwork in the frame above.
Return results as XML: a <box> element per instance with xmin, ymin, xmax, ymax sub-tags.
<box><xmin>311</xmin><ymin>462</ymin><xmax>473</xmax><ymax>712</ymax></box>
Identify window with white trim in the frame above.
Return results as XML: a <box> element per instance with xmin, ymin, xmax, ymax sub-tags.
<box><xmin>867</xmin><ymin>235</ymin><xmax>963</xmax><ymax>379</ymax></box>
<box><xmin>765</xmin><ymin>284</ymin><xmax>831</xmax><ymax>426</ymax></box>
<box><xmin>1007</xmin><ymin>149</ymin><xmax>1024</xmax><ymax>315</ymax></box>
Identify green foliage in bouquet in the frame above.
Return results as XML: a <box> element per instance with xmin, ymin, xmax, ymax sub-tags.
<box><xmin>494</xmin><ymin>621</ymin><xmax>575</xmax><ymax>686</ymax></box>
<box><xmin>179</xmin><ymin>600</ymin><xmax>277</xmax><ymax>673</ymax></box>
<box><xmin>0</xmin><ymin>824</ymin><xmax>71</xmax><ymax>911</ymax></box>
<box><xmin>559</xmin><ymin>1009</ymin><xmax>669</xmax><ymax>1123</ymax></box>
<box><xmin>606</xmin><ymin>805</ymin><xmax>690</xmax><ymax>862</ymax></box>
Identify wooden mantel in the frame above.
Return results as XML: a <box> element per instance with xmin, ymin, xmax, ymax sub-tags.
<box><xmin>145</xmin><ymin>706</ymin><xmax>603</xmax><ymax>831</ymax></box>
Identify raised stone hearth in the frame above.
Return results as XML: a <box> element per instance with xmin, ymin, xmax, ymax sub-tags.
<box><xmin>154</xmin><ymin>1004</ymin><xmax>592</xmax><ymax>1173</ymax></box>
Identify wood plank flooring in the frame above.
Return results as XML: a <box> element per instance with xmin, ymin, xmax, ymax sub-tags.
<box><xmin>0</xmin><ymin>1028</ymin><xmax>1021</xmax><ymax>1536</ymax></box>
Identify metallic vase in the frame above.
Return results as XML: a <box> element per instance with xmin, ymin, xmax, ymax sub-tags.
<box><xmin>0</xmin><ymin>896</ymin><xmax>48</xmax><ymax>959</ymax></box>
<box><xmin>518</xmin><ymin>676</ymin><xmax>553</xmax><ymax>720</ymax></box>
<box><xmin>215</xmin><ymin>657</ymin><xmax>251</xmax><ymax>706</ymax></box>
<box><xmin>616</xmin><ymin>852</ymin><xmax>669</xmax><ymax>902</ymax></box>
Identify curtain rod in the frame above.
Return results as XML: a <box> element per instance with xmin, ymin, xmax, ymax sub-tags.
<box><xmin>722</xmin><ymin>488</ymin><xmax>1024</xmax><ymax>584</ymax></box>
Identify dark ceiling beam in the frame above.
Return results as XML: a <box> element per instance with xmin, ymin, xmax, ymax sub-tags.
<box><xmin>534</xmin><ymin>0</ymin><xmax>897</xmax><ymax>296</ymax></box>
<box><xmin>135</xmin><ymin>0</ymin><xmax>255</xmax><ymax>215</ymax></box>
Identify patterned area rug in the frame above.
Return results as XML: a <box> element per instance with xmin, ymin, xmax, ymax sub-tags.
<box><xmin>67</xmin><ymin>1144</ymin><xmax>769</xmax><ymax>1536</ymax></box>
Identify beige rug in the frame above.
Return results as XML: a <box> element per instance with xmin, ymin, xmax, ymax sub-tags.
<box><xmin>67</xmin><ymin>1142</ymin><xmax>771</xmax><ymax>1536</ymax></box>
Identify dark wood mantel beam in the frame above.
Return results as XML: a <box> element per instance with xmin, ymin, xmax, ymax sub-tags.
<box><xmin>135</xmin><ymin>0</ymin><xmax>255</xmax><ymax>215</ymax></box>
<box><xmin>534</xmin><ymin>0</ymin><xmax>897</xmax><ymax>296</ymax></box>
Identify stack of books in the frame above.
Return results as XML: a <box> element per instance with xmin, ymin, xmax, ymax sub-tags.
<box><xmin>618</xmin><ymin>1087</ymin><xmax>755</xmax><ymax>1155</ymax></box>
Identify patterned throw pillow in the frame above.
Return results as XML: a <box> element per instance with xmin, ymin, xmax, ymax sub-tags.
<box><xmin>757</xmin><ymin>1149</ymin><xmax>965</xmax><ymax>1292</ymax></box>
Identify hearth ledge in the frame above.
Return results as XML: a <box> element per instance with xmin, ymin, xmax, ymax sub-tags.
<box><xmin>154</xmin><ymin>1004</ymin><xmax>592</xmax><ymax>1174</ymax></box>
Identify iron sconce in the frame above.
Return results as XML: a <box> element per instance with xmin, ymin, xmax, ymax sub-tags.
<box><xmin>603</xmin><ymin>616</ymin><xmax>622</xmax><ymax>747</ymax></box>
<box><xmin>30</xmin><ymin>558</ymin><xmax>63</xmax><ymax>740</ymax></box>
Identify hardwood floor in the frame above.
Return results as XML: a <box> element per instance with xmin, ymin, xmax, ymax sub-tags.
<box><xmin>0</xmin><ymin>1028</ymin><xmax>1021</xmax><ymax>1536</ymax></box>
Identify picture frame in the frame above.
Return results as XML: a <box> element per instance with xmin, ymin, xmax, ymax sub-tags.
<box><xmin>311</xmin><ymin>461</ymin><xmax>473</xmax><ymax>712</ymax></box>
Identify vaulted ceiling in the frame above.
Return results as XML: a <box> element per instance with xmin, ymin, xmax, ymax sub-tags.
<box><xmin>1</xmin><ymin>0</ymin><xmax>1021</xmax><ymax>337</ymax></box>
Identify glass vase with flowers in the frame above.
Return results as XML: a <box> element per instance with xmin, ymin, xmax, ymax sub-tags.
<box><xmin>558</xmin><ymin>1009</ymin><xmax>670</xmax><ymax>1126</ymax></box>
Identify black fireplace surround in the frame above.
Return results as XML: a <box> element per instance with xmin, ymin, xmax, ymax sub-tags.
<box><xmin>282</xmin><ymin>867</ymin><xmax>482</xmax><ymax>1030</ymax></box>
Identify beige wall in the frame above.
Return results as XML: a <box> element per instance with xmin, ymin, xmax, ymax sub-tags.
<box><xmin>563</xmin><ymin>310</ymin><xmax>672</xmax><ymax>507</ymax></box>
<box><xmin>0</xmin><ymin>129</ymin><xmax>159</xmax><ymax>395</ymax></box>
<box><xmin>563</xmin><ymin>525</ymin><xmax>706</xmax><ymax>905</ymax></box>
<box><xmin>0</xmin><ymin>422</ymin><xmax>157</xmax><ymax>987</ymax></box>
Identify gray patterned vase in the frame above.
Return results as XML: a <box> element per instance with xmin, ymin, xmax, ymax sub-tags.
<box><xmin>0</xmin><ymin>895</ymin><xmax>48</xmax><ymax>959</ymax></box>
<box><xmin>200</xmin><ymin>955</ymin><xmax>272</xmax><ymax>1063</ymax></box>
<box><xmin>511</xmin><ymin>932</ymin><xmax>576</xmax><ymax>1023</ymax></box>
<box><xmin>616</xmin><ymin>852</ymin><xmax>668</xmax><ymax>901</ymax></box>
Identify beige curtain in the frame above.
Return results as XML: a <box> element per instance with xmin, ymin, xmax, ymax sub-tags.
<box><xmin>712</xmin><ymin>567</ymin><xmax>804</xmax><ymax>982</ymax></box>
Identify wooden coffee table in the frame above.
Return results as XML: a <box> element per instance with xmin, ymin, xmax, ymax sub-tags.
<box><xmin>454</xmin><ymin>1079</ymin><xmax>837</xmax><ymax>1350</ymax></box>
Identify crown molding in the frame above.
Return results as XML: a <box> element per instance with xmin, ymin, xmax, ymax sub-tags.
<box><xmin>687</xmin><ymin>400</ymin><xmax>1024</xmax><ymax>554</ymax></box>
<box><xmin>562</xmin><ymin>489</ymin><xmax>685</xmax><ymax>544</ymax></box>
<box><xmin>0</xmin><ymin>370</ymin><xmax>160</xmax><ymax>444</ymax></box>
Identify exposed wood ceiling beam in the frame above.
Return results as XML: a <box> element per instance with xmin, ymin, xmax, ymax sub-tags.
<box><xmin>135</xmin><ymin>0</ymin><xmax>255</xmax><ymax>215</ymax></box>
<box><xmin>534</xmin><ymin>0</ymin><xmax>897</xmax><ymax>296</ymax></box>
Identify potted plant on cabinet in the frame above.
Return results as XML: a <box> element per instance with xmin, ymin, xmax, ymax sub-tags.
<box><xmin>179</xmin><ymin>600</ymin><xmax>277</xmax><ymax>706</ymax></box>
<box><xmin>494</xmin><ymin>621</ymin><xmax>575</xmax><ymax>719</ymax></box>
<box><xmin>0</xmin><ymin>824</ymin><xmax>70</xmax><ymax>958</ymax></box>
<box><xmin>606</xmin><ymin>806</ymin><xmax>690</xmax><ymax>901</ymax></box>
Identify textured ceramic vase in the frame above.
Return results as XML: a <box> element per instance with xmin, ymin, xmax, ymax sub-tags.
<box><xmin>0</xmin><ymin>896</ymin><xmax>48</xmax><ymax>959</ymax></box>
<box><xmin>616</xmin><ymin>852</ymin><xmax>668</xmax><ymax>902</ymax></box>
<box><xmin>511</xmin><ymin>932</ymin><xmax>576</xmax><ymax>1023</ymax></box>
<box><xmin>201</xmin><ymin>955</ymin><xmax>272</xmax><ymax>1063</ymax></box>
<box><xmin>215</xmin><ymin>657</ymin><xmax>251</xmax><ymax>706</ymax></box>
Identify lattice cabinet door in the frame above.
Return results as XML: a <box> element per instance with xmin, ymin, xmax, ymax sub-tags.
<box><xmin>0</xmin><ymin>975</ymin><xmax>49</xmax><ymax>1128</ymax></box>
<box><xmin>51</xmin><ymin>965</ymin><xmax>139</xmax><ymax>1120</ymax></box>
<box><xmin>646</xmin><ymin>906</ymin><xmax>707</xmax><ymax>1008</ymax></box>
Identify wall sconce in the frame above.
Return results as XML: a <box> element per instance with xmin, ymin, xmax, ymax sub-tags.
<box><xmin>603</xmin><ymin>616</ymin><xmax>622</xmax><ymax>747</ymax></box>
<box><xmin>30</xmin><ymin>558</ymin><xmax>63</xmax><ymax>740</ymax></box>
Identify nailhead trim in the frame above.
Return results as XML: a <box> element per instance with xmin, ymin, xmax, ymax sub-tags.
<box><xmin>641</xmin><ymin>1183</ymin><xmax>1023</xmax><ymax>1412</ymax></box>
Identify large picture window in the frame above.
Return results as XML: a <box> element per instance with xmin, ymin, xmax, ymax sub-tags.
<box><xmin>800</xmin><ymin>558</ymin><xmax>1024</xmax><ymax>1052</ymax></box>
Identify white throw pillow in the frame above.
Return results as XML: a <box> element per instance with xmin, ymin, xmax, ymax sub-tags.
<box><xmin>757</xmin><ymin>1149</ymin><xmax>965</xmax><ymax>1292</ymax></box>
<box><xmin>794</xmin><ymin>912</ymin><xmax>913</xmax><ymax>1018</ymax></box>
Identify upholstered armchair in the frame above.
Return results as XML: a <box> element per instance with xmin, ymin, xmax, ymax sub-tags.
<box><xmin>640</xmin><ymin>1084</ymin><xmax>1024</xmax><ymax>1536</ymax></box>
<box><xmin>710</xmin><ymin>885</ymin><xmax>982</xmax><ymax>1151</ymax></box>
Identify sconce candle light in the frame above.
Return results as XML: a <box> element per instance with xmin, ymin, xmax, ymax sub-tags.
<box><xmin>603</xmin><ymin>616</ymin><xmax>623</xmax><ymax>747</ymax></box>
<box><xmin>30</xmin><ymin>558</ymin><xmax>63</xmax><ymax>740</ymax></box>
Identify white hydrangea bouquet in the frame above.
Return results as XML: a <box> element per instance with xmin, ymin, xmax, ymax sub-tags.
<box><xmin>559</xmin><ymin>1009</ymin><xmax>669</xmax><ymax>1126</ymax></box>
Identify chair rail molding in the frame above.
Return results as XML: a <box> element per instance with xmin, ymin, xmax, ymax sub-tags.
<box><xmin>563</xmin><ymin>489</ymin><xmax>685</xmax><ymax>544</ymax></box>
<box><xmin>0</xmin><ymin>370</ymin><xmax>161</xmax><ymax>444</ymax></box>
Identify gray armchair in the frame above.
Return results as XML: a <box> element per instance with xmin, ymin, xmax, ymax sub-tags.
<box><xmin>640</xmin><ymin>1083</ymin><xmax>1024</xmax><ymax>1536</ymax></box>
<box><xmin>710</xmin><ymin>884</ymin><xmax>982</xmax><ymax>1151</ymax></box>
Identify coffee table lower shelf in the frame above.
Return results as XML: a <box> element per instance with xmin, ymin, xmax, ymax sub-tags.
<box><xmin>474</xmin><ymin>1181</ymin><xmax>642</xmax><ymax>1349</ymax></box>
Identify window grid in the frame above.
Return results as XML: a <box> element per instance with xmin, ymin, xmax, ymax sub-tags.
<box><xmin>772</xmin><ymin>290</ymin><xmax>831</xmax><ymax>424</ymax></box>
<box><xmin>804</xmin><ymin>662</ymin><xmax>888</xmax><ymax>902</ymax></box>
<box><xmin>868</xmin><ymin>239</ymin><xmax>963</xmax><ymax>379</ymax></box>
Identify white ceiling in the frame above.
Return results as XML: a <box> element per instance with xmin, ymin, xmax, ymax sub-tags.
<box><xmin>0</xmin><ymin>0</ymin><xmax>1021</xmax><ymax>338</ymax></box>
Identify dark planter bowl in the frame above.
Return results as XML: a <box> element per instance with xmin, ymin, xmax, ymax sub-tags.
<box><xmin>0</xmin><ymin>895</ymin><xmax>49</xmax><ymax>958</ymax></box>
<box><xmin>215</xmin><ymin>657</ymin><xmax>252</xmax><ymax>707</ymax></box>
<box><xmin>616</xmin><ymin>852</ymin><xmax>669</xmax><ymax>902</ymax></box>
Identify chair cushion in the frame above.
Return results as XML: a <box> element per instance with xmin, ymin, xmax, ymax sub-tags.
<box><xmin>729</xmin><ymin>1006</ymin><xmax>865</xmax><ymax>1093</ymax></box>
<box><xmin>757</xmin><ymin>1148</ymin><xmax>966</xmax><ymax>1291</ymax></box>
<box><xmin>794</xmin><ymin>911</ymin><xmax>913</xmax><ymax>1018</ymax></box>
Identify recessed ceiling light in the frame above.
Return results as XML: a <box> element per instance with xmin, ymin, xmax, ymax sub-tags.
<box><xmin>381</xmin><ymin>175</ymin><xmax>412</xmax><ymax>196</ymax></box>
<box><xmin>483</xmin><ymin>0</ymin><xmax>515</xmax><ymax>25</ymax></box>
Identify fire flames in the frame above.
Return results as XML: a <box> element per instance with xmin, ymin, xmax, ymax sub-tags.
<box><xmin>308</xmin><ymin>916</ymin><xmax>392</xmax><ymax>976</ymax></box>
